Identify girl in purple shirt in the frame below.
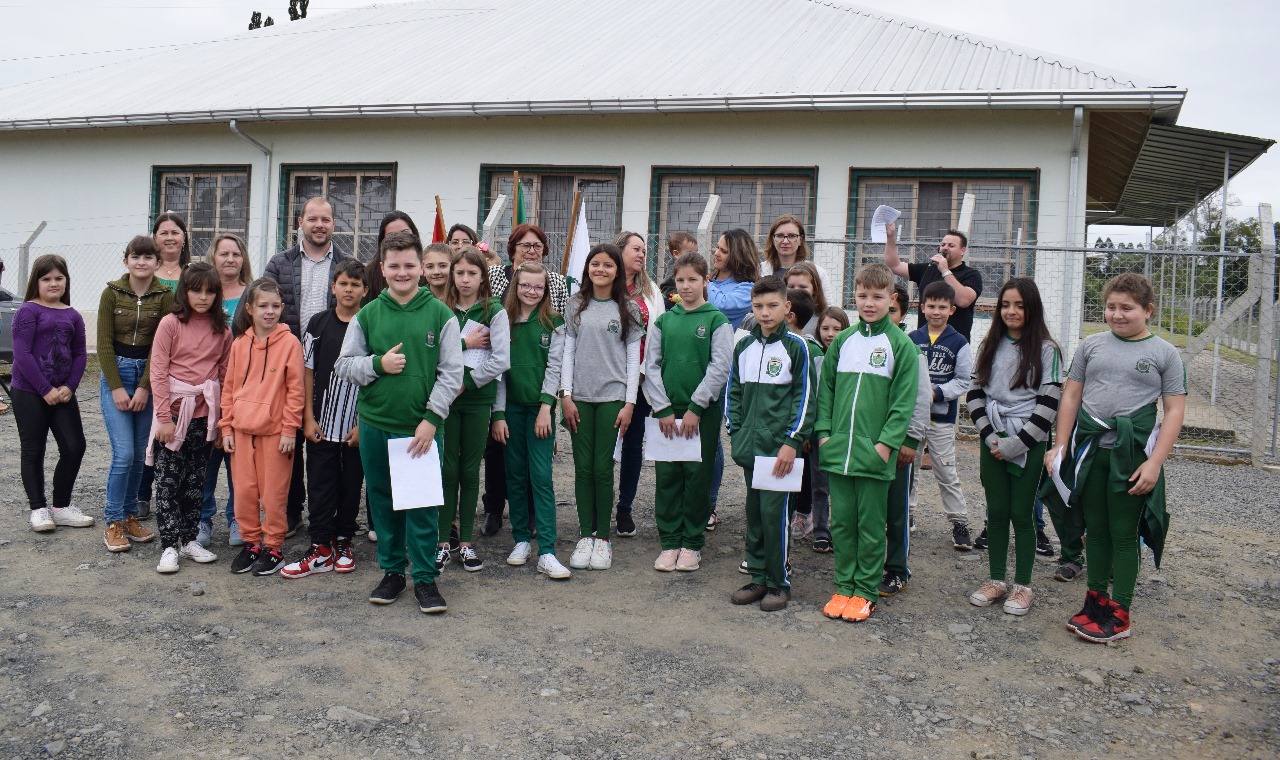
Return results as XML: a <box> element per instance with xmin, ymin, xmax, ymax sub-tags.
<box><xmin>9</xmin><ymin>255</ymin><xmax>93</xmax><ymax>534</ymax></box>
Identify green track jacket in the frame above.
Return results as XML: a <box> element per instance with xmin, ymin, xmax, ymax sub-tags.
<box><xmin>815</xmin><ymin>314</ymin><xmax>920</xmax><ymax>480</ymax></box>
<box><xmin>643</xmin><ymin>301</ymin><xmax>734</xmax><ymax>418</ymax></box>
<box><xmin>492</xmin><ymin>313</ymin><xmax>564</xmax><ymax>419</ymax></box>
<box><xmin>725</xmin><ymin>323</ymin><xmax>817</xmax><ymax>467</ymax></box>
<box><xmin>454</xmin><ymin>297</ymin><xmax>510</xmax><ymax>407</ymax></box>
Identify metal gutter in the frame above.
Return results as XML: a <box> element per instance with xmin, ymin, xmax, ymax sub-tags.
<box><xmin>0</xmin><ymin>89</ymin><xmax>1186</xmax><ymax>131</ymax></box>
<box><xmin>229</xmin><ymin>119</ymin><xmax>273</xmax><ymax>274</ymax></box>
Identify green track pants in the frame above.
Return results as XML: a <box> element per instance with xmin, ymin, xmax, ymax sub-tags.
<box><xmin>654</xmin><ymin>407</ymin><xmax>722</xmax><ymax>551</ymax></box>
<box><xmin>358</xmin><ymin>421</ymin><xmax>440</xmax><ymax>585</ymax></box>
<box><xmin>569</xmin><ymin>400</ymin><xmax>623</xmax><ymax>539</ymax></box>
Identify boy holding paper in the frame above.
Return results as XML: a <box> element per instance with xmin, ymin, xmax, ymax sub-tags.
<box><xmin>334</xmin><ymin>231</ymin><xmax>463</xmax><ymax>614</ymax></box>
<box><xmin>816</xmin><ymin>263</ymin><xmax>920</xmax><ymax>623</ymax></box>
<box><xmin>726</xmin><ymin>276</ymin><xmax>817</xmax><ymax>612</ymax></box>
<box><xmin>643</xmin><ymin>252</ymin><xmax>735</xmax><ymax>573</ymax></box>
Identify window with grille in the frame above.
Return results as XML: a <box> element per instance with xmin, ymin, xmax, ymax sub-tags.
<box><xmin>653</xmin><ymin>169</ymin><xmax>815</xmax><ymax>251</ymax></box>
<box><xmin>282</xmin><ymin>165</ymin><xmax>395</xmax><ymax>262</ymax></box>
<box><xmin>152</xmin><ymin>167</ymin><xmax>251</xmax><ymax>258</ymax></box>
<box><xmin>849</xmin><ymin>171</ymin><xmax>1038</xmax><ymax>295</ymax></box>
<box><xmin>479</xmin><ymin>167</ymin><xmax>622</xmax><ymax>264</ymax></box>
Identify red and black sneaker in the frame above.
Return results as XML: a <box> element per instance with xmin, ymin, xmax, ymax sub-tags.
<box><xmin>333</xmin><ymin>538</ymin><xmax>355</xmax><ymax>573</ymax></box>
<box><xmin>1066</xmin><ymin>589</ymin><xmax>1106</xmax><ymax>633</ymax></box>
<box><xmin>280</xmin><ymin>543</ymin><xmax>334</xmax><ymax>579</ymax></box>
<box><xmin>1074</xmin><ymin>598</ymin><xmax>1131</xmax><ymax>643</ymax></box>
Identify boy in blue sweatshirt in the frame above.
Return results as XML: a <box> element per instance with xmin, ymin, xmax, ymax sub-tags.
<box><xmin>907</xmin><ymin>281</ymin><xmax>973</xmax><ymax>550</ymax></box>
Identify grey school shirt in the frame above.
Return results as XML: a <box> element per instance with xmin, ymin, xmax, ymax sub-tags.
<box><xmin>1067</xmin><ymin>331</ymin><xmax>1187</xmax><ymax>447</ymax></box>
<box><xmin>561</xmin><ymin>296</ymin><xmax>643</xmax><ymax>404</ymax></box>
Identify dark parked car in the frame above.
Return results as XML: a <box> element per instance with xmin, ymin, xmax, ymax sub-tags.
<box><xmin>0</xmin><ymin>285</ymin><xmax>17</xmax><ymax>364</ymax></box>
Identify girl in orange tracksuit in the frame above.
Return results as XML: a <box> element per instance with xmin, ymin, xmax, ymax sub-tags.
<box><xmin>219</xmin><ymin>278</ymin><xmax>305</xmax><ymax>577</ymax></box>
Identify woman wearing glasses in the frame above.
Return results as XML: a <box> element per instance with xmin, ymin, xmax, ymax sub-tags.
<box><xmin>759</xmin><ymin>214</ymin><xmax>836</xmax><ymax>306</ymax></box>
<box><xmin>482</xmin><ymin>223</ymin><xmax>569</xmax><ymax>537</ymax></box>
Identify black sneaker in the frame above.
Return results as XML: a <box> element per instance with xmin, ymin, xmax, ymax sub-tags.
<box><xmin>706</xmin><ymin>511</ymin><xmax>718</xmax><ymax>531</ymax></box>
<box><xmin>615</xmin><ymin>511</ymin><xmax>637</xmax><ymax>537</ymax></box>
<box><xmin>435</xmin><ymin>546</ymin><xmax>452</xmax><ymax>571</ymax></box>
<box><xmin>251</xmin><ymin>547</ymin><xmax>284</xmax><ymax>576</ymax></box>
<box><xmin>414</xmin><ymin>581</ymin><xmax>447</xmax><ymax>614</ymax></box>
<box><xmin>369</xmin><ymin>572</ymin><xmax>406</xmax><ymax>604</ymax></box>
<box><xmin>1055</xmin><ymin>561</ymin><xmax>1083</xmax><ymax>582</ymax></box>
<box><xmin>952</xmin><ymin>523</ymin><xmax>974</xmax><ymax>551</ymax></box>
<box><xmin>480</xmin><ymin>511</ymin><xmax>503</xmax><ymax>537</ymax></box>
<box><xmin>459</xmin><ymin>546</ymin><xmax>483</xmax><ymax>572</ymax></box>
<box><xmin>812</xmin><ymin>536</ymin><xmax>832</xmax><ymax>553</ymax></box>
<box><xmin>136</xmin><ymin>499</ymin><xmax>151</xmax><ymax>520</ymax></box>
<box><xmin>878</xmin><ymin>571</ymin><xmax>908</xmax><ymax>597</ymax></box>
<box><xmin>730</xmin><ymin>582</ymin><xmax>768</xmax><ymax>605</ymax></box>
<box><xmin>285</xmin><ymin>516</ymin><xmax>301</xmax><ymax>539</ymax></box>
<box><xmin>230</xmin><ymin>544</ymin><xmax>260</xmax><ymax>574</ymax></box>
<box><xmin>973</xmin><ymin>526</ymin><xmax>989</xmax><ymax>550</ymax></box>
<box><xmin>1036</xmin><ymin>530</ymin><xmax>1055</xmax><ymax>557</ymax></box>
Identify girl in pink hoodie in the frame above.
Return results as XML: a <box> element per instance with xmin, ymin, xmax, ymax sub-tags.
<box><xmin>219</xmin><ymin>278</ymin><xmax>304</xmax><ymax>577</ymax></box>
<box><xmin>149</xmin><ymin>263</ymin><xmax>232</xmax><ymax>574</ymax></box>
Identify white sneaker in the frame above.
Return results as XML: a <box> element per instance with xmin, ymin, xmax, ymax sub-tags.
<box><xmin>569</xmin><ymin>538</ymin><xmax>595</xmax><ymax>569</ymax></box>
<box><xmin>589</xmin><ymin>539</ymin><xmax>612</xmax><ymax>570</ymax></box>
<box><xmin>49</xmin><ymin>505</ymin><xmax>94</xmax><ymax>527</ymax></box>
<box><xmin>536</xmin><ymin>553</ymin><xmax>571</xmax><ymax>580</ymax></box>
<box><xmin>368</xmin><ymin>530</ymin><xmax>377</xmax><ymax>543</ymax></box>
<box><xmin>654</xmin><ymin>549</ymin><xmax>680</xmax><ymax>572</ymax></box>
<box><xmin>156</xmin><ymin>547</ymin><xmax>180</xmax><ymax>574</ymax></box>
<box><xmin>29</xmin><ymin>508</ymin><xmax>56</xmax><ymax>533</ymax></box>
<box><xmin>507</xmin><ymin>541</ymin><xmax>532</xmax><ymax>566</ymax></box>
<box><xmin>179</xmin><ymin>540</ymin><xmax>218</xmax><ymax>564</ymax></box>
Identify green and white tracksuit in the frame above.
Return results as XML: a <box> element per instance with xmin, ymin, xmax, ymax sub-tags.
<box><xmin>440</xmin><ymin>298</ymin><xmax>510</xmax><ymax>545</ymax></box>
<box><xmin>726</xmin><ymin>324</ymin><xmax>817</xmax><ymax>590</ymax></box>
<box><xmin>815</xmin><ymin>315</ymin><xmax>919</xmax><ymax>601</ymax></box>
<box><xmin>643</xmin><ymin>302</ymin><xmax>734</xmax><ymax>552</ymax></box>
<box><xmin>493</xmin><ymin>313</ymin><xmax>564</xmax><ymax>556</ymax></box>
<box><xmin>334</xmin><ymin>287</ymin><xmax>462</xmax><ymax>585</ymax></box>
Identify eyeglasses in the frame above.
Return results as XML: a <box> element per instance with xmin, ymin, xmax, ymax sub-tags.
<box><xmin>516</xmin><ymin>242</ymin><xmax>545</xmax><ymax>252</ymax></box>
<box><xmin>517</xmin><ymin>283</ymin><xmax>546</xmax><ymax>293</ymax></box>
<box><xmin>773</xmin><ymin>233</ymin><xmax>802</xmax><ymax>242</ymax></box>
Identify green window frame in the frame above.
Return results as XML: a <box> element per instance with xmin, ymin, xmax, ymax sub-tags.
<box><xmin>150</xmin><ymin>165</ymin><xmax>252</xmax><ymax>259</ymax></box>
<box><xmin>278</xmin><ymin>163</ymin><xmax>397</xmax><ymax>262</ymax></box>
<box><xmin>477</xmin><ymin>165</ymin><xmax>624</xmax><ymax>262</ymax></box>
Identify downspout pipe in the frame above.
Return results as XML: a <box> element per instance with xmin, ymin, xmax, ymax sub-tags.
<box><xmin>229</xmin><ymin>119</ymin><xmax>273</xmax><ymax>274</ymax></box>
<box><xmin>1065</xmin><ymin>106</ymin><xmax>1084</xmax><ymax>345</ymax></box>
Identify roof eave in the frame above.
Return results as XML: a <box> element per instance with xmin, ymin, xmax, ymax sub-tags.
<box><xmin>0</xmin><ymin>88</ymin><xmax>1186</xmax><ymax>131</ymax></box>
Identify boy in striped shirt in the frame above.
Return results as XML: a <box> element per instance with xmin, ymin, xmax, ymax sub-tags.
<box><xmin>282</xmin><ymin>259</ymin><xmax>368</xmax><ymax>578</ymax></box>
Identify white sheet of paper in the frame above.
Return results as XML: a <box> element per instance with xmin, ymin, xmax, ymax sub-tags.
<box><xmin>643</xmin><ymin>417</ymin><xmax>702</xmax><ymax>461</ymax></box>
<box><xmin>460</xmin><ymin>319</ymin><xmax>492</xmax><ymax>369</ymax></box>
<box><xmin>613</xmin><ymin>432</ymin><xmax>623</xmax><ymax>463</ymax></box>
<box><xmin>751</xmin><ymin>455</ymin><xmax>805</xmax><ymax>492</ymax></box>
<box><xmin>870</xmin><ymin>204</ymin><xmax>902</xmax><ymax>243</ymax></box>
<box><xmin>1047</xmin><ymin>447</ymin><xmax>1072</xmax><ymax>506</ymax></box>
<box><xmin>387</xmin><ymin>437</ymin><xmax>444</xmax><ymax>510</ymax></box>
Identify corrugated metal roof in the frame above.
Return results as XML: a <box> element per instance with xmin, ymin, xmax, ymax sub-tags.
<box><xmin>0</xmin><ymin>0</ymin><xmax>1183</xmax><ymax>130</ymax></box>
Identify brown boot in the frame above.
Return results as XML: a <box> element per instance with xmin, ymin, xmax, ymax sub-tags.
<box><xmin>122</xmin><ymin>515</ymin><xmax>155</xmax><ymax>543</ymax></box>
<box><xmin>104</xmin><ymin>522</ymin><xmax>131</xmax><ymax>552</ymax></box>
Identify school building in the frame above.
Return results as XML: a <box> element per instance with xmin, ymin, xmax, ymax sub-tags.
<box><xmin>0</xmin><ymin>0</ymin><xmax>1269</xmax><ymax>353</ymax></box>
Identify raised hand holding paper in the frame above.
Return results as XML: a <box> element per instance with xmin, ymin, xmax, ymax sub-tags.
<box><xmin>752</xmin><ymin>455</ymin><xmax>804</xmax><ymax>492</ymax></box>
<box><xmin>871</xmin><ymin>205</ymin><xmax>902</xmax><ymax>243</ymax></box>
<box><xmin>388</xmin><ymin>437</ymin><xmax>444</xmax><ymax>510</ymax></box>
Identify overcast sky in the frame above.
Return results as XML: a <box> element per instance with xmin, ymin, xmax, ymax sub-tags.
<box><xmin>2</xmin><ymin>0</ymin><xmax>1276</xmax><ymax>244</ymax></box>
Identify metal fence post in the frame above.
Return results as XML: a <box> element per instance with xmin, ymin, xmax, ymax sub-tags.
<box><xmin>696</xmin><ymin>195</ymin><xmax>722</xmax><ymax>258</ymax></box>
<box><xmin>482</xmin><ymin>195</ymin><xmax>509</xmax><ymax>249</ymax></box>
<box><xmin>16</xmin><ymin>221</ymin><xmax>47</xmax><ymax>295</ymax></box>
<box><xmin>1252</xmin><ymin>204</ymin><xmax>1276</xmax><ymax>466</ymax></box>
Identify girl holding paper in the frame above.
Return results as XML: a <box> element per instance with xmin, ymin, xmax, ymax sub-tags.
<box><xmin>219</xmin><ymin>277</ymin><xmax>305</xmax><ymax>576</ymax></box>
<box><xmin>643</xmin><ymin>252</ymin><xmax>735</xmax><ymax>572</ymax></box>
<box><xmin>561</xmin><ymin>243</ymin><xmax>643</xmax><ymax>572</ymax></box>
<box><xmin>490</xmin><ymin>262</ymin><xmax>571</xmax><ymax>579</ymax></box>
<box><xmin>438</xmin><ymin>247</ymin><xmax>510</xmax><ymax>573</ymax></box>
<box><xmin>965</xmin><ymin>278</ymin><xmax>1062</xmax><ymax>617</ymax></box>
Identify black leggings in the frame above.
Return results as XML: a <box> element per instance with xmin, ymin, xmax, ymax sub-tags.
<box><xmin>10</xmin><ymin>388</ymin><xmax>86</xmax><ymax>511</ymax></box>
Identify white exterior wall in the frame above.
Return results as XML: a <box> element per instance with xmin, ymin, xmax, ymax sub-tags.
<box><xmin>0</xmin><ymin>109</ymin><xmax>1081</xmax><ymax>343</ymax></box>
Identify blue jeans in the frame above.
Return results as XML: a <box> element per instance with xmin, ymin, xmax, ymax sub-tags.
<box><xmin>709</xmin><ymin>435</ymin><xmax>724</xmax><ymax>511</ymax></box>
<box><xmin>200</xmin><ymin>447</ymin><xmax>236</xmax><ymax>527</ymax></box>
<box><xmin>615</xmin><ymin>391</ymin><xmax>651</xmax><ymax>515</ymax></box>
<box><xmin>1034</xmin><ymin>497</ymin><xmax>1046</xmax><ymax>531</ymax></box>
<box><xmin>100</xmin><ymin>357</ymin><xmax>152</xmax><ymax>523</ymax></box>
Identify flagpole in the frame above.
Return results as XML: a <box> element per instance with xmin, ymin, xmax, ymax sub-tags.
<box><xmin>511</xmin><ymin>171</ymin><xmax>521</xmax><ymax>231</ymax></box>
<box><xmin>435</xmin><ymin>195</ymin><xmax>444</xmax><ymax>230</ymax></box>
<box><xmin>562</xmin><ymin>190</ymin><xmax>582</xmax><ymax>275</ymax></box>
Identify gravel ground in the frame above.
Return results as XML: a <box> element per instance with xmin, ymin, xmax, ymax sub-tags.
<box><xmin>1</xmin><ymin>372</ymin><xmax>1278</xmax><ymax>759</ymax></box>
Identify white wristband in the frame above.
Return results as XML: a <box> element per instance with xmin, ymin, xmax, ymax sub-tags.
<box><xmin>938</xmin><ymin>269</ymin><xmax>952</xmax><ymax>279</ymax></box>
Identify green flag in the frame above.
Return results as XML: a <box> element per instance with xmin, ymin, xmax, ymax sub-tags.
<box><xmin>512</xmin><ymin>174</ymin><xmax>527</xmax><ymax>227</ymax></box>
